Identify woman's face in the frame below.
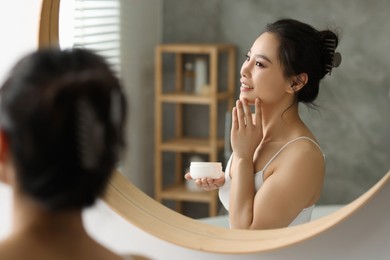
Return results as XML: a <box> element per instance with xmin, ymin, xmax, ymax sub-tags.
<box><xmin>240</xmin><ymin>32</ymin><xmax>291</xmax><ymax>104</ymax></box>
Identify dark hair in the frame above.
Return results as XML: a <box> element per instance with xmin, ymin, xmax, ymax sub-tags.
<box><xmin>0</xmin><ymin>48</ymin><xmax>127</xmax><ymax>211</ymax></box>
<box><xmin>265</xmin><ymin>18</ymin><xmax>340</xmax><ymax>105</ymax></box>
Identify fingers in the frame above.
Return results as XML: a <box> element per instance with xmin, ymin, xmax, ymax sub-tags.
<box><xmin>185</xmin><ymin>172</ymin><xmax>225</xmax><ymax>191</ymax></box>
<box><xmin>242</xmin><ymin>98</ymin><xmax>253</xmax><ymax>126</ymax></box>
<box><xmin>232</xmin><ymin>106</ymin><xmax>238</xmax><ymax>131</ymax></box>
<box><xmin>236</xmin><ymin>99</ymin><xmax>246</xmax><ymax>128</ymax></box>
<box><xmin>234</xmin><ymin>98</ymin><xmax>254</xmax><ymax>128</ymax></box>
<box><xmin>254</xmin><ymin>97</ymin><xmax>261</xmax><ymax>125</ymax></box>
<box><xmin>194</xmin><ymin>177</ymin><xmax>223</xmax><ymax>191</ymax></box>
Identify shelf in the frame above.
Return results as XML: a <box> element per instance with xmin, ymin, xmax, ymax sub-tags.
<box><xmin>155</xmin><ymin>43</ymin><xmax>236</xmax><ymax>217</ymax></box>
<box><xmin>159</xmin><ymin>91</ymin><xmax>233</xmax><ymax>104</ymax></box>
<box><xmin>160</xmin><ymin>183</ymin><xmax>218</xmax><ymax>203</ymax></box>
<box><xmin>160</xmin><ymin>137</ymin><xmax>224</xmax><ymax>153</ymax></box>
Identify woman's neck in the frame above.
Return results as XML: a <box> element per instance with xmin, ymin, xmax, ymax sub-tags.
<box><xmin>11</xmin><ymin>191</ymin><xmax>87</xmax><ymax>241</ymax></box>
<box><xmin>261</xmin><ymin>101</ymin><xmax>304</xmax><ymax>143</ymax></box>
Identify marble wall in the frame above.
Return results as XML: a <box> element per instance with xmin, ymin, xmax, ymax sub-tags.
<box><xmin>161</xmin><ymin>0</ymin><xmax>390</xmax><ymax>205</ymax></box>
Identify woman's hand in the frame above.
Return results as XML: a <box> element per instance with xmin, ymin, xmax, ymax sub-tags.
<box><xmin>184</xmin><ymin>172</ymin><xmax>225</xmax><ymax>191</ymax></box>
<box><xmin>231</xmin><ymin>97</ymin><xmax>263</xmax><ymax>160</ymax></box>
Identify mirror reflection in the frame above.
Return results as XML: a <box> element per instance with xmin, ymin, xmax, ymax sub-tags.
<box><xmin>59</xmin><ymin>0</ymin><xmax>390</xmax><ymax>228</ymax></box>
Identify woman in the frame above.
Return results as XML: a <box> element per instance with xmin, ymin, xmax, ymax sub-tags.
<box><xmin>0</xmin><ymin>48</ymin><xmax>144</xmax><ymax>259</ymax></box>
<box><xmin>186</xmin><ymin>18</ymin><xmax>341</xmax><ymax>230</ymax></box>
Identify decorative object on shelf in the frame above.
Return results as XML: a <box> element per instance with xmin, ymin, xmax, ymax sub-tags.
<box><xmin>194</xmin><ymin>58</ymin><xmax>207</xmax><ymax>94</ymax></box>
<box><xmin>183</xmin><ymin>62</ymin><xmax>194</xmax><ymax>93</ymax></box>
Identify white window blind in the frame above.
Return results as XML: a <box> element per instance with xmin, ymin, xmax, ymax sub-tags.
<box><xmin>60</xmin><ymin>0</ymin><xmax>121</xmax><ymax>74</ymax></box>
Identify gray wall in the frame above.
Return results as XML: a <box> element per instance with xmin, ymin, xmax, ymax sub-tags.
<box><xmin>120</xmin><ymin>0</ymin><xmax>390</xmax><ymax>208</ymax></box>
<box><xmin>120</xmin><ymin>0</ymin><xmax>162</xmax><ymax>196</ymax></box>
<box><xmin>160</xmin><ymin>0</ymin><xmax>390</xmax><ymax>205</ymax></box>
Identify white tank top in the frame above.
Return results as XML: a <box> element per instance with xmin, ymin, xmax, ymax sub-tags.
<box><xmin>218</xmin><ymin>136</ymin><xmax>323</xmax><ymax>227</ymax></box>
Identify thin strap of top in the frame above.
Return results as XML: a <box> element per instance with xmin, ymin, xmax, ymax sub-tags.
<box><xmin>259</xmin><ymin>136</ymin><xmax>323</xmax><ymax>174</ymax></box>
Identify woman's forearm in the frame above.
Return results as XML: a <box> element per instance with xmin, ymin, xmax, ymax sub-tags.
<box><xmin>229</xmin><ymin>157</ymin><xmax>255</xmax><ymax>229</ymax></box>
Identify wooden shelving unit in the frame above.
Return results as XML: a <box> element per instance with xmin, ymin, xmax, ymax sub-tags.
<box><xmin>154</xmin><ymin>43</ymin><xmax>236</xmax><ymax>217</ymax></box>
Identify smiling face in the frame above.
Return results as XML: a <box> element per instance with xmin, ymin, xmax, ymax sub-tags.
<box><xmin>240</xmin><ymin>32</ymin><xmax>293</xmax><ymax>105</ymax></box>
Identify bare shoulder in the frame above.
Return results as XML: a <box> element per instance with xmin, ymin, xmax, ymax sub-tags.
<box><xmin>291</xmin><ymin>136</ymin><xmax>323</xmax><ymax>153</ymax></box>
<box><xmin>279</xmin><ymin>137</ymin><xmax>324</xmax><ymax>172</ymax></box>
<box><xmin>0</xmin><ymin>236</ymin><xmax>30</xmax><ymax>260</ymax></box>
<box><xmin>82</xmin><ymin>240</ymin><xmax>124</xmax><ymax>260</ymax></box>
<box><xmin>0</xmin><ymin>240</ymin><xmax>13</xmax><ymax>259</ymax></box>
<box><xmin>250</xmin><ymin>136</ymin><xmax>325</xmax><ymax>228</ymax></box>
<box><xmin>123</xmin><ymin>255</ymin><xmax>151</xmax><ymax>260</ymax></box>
<box><xmin>0</xmin><ymin>235</ymin><xmax>124</xmax><ymax>260</ymax></box>
<box><xmin>267</xmin><ymin>136</ymin><xmax>324</xmax><ymax>176</ymax></box>
<box><xmin>264</xmin><ymin>137</ymin><xmax>324</xmax><ymax>197</ymax></box>
<box><xmin>279</xmin><ymin>137</ymin><xmax>324</xmax><ymax>195</ymax></box>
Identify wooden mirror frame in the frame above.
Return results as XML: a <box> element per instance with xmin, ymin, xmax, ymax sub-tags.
<box><xmin>39</xmin><ymin>0</ymin><xmax>60</xmax><ymax>48</ymax></box>
<box><xmin>39</xmin><ymin>0</ymin><xmax>390</xmax><ymax>254</ymax></box>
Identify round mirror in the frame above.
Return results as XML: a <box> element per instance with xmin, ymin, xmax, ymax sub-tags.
<box><xmin>53</xmin><ymin>0</ymin><xmax>390</xmax><ymax>223</ymax></box>
<box><xmin>39</xmin><ymin>0</ymin><xmax>390</xmax><ymax>255</ymax></box>
<box><xmin>39</xmin><ymin>1</ymin><xmax>390</xmax><ymax>251</ymax></box>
